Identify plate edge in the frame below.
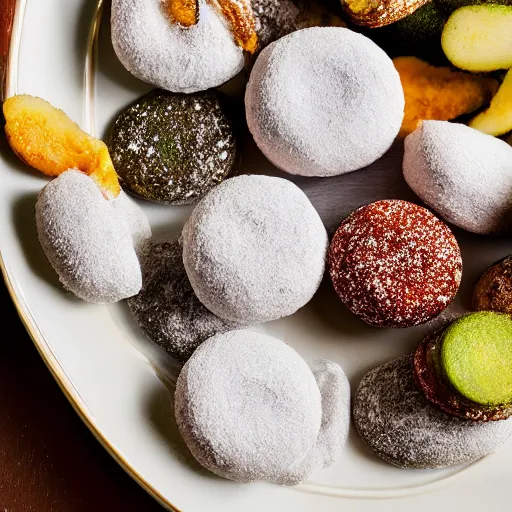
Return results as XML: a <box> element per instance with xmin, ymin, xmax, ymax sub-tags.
<box><xmin>0</xmin><ymin>1</ymin><xmax>180</xmax><ymax>509</ymax></box>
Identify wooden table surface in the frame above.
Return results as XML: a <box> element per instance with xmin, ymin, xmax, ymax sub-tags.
<box><xmin>0</xmin><ymin>281</ymin><xmax>165</xmax><ymax>512</ymax></box>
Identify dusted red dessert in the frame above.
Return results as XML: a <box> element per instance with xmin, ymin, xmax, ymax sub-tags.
<box><xmin>328</xmin><ymin>200</ymin><xmax>462</xmax><ymax>328</ymax></box>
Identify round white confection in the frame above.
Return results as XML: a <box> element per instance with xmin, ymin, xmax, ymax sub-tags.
<box><xmin>182</xmin><ymin>174</ymin><xmax>328</xmax><ymax>324</ymax></box>
<box><xmin>112</xmin><ymin>190</ymin><xmax>152</xmax><ymax>256</ymax></box>
<box><xmin>353</xmin><ymin>355</ymin><xmax>512</xmax><ymax>469</ymax></box>
<box><xmin>285</xmin><ymin>358</ymin><xmax>351</xmax><ymax>483</ymax></box>
<box><xmin>111</xmin><ymin>0</ymin><xmax>244</xmax><ymax>93</ymax></box>
<box><xmin>245</xmin><ymin>27</ymin><xmax>404</xmax><ymax>177</ymax></box>
<box><xmin>36</xmin><ymin>170</ymin><xmax>145</xmax><ymax>303</ymax></box>
<box><xmin>174</xmin><ymin>330</ymin><xmax>324</xmax><ymax>484</ymax></box>
<box><xmin>403</xmin><ymin>121</ymin><xmax>512</xmax><ymax>234</ymax></box>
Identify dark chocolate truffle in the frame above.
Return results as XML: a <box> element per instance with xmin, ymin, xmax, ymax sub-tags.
<box><xmin>328</xmin><ymin>199</ymin><xmax>462</xmax><ymax>328</ymax></box>
<box><xmin>127</xmin><ymin>240</ymin><xmax>238</xmax><ymax>363</ymax></box>
<box><xmin>353</xmin><ymin>355</ymin><xmax>512</xmax><ymax>469</ymax></box>
<box><xmin>109</xmin><ymin>89</ymin><xmax>239</xmax><ymax>205</ymax></box>
<box><xmin>473</xmin><ymin>256</ymin><xmax>512</xmax><ymax>314</ymax></box>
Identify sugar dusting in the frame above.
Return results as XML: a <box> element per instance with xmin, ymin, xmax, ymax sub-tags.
<box><xmin>109</xmin><ymin>90</ymin><xmax>238</xmax><ymax>205</ymax></box>
<box><xmin>329</xmin><ymin>200</ymin><xmax>462</xmax><ymax>328</ymax></box>
<box><xmin>286</xmin><ymin>358</ymin><xmax>351</xmax><ymax>482</ymax></box>
<box><xmin>251</xmin><ymin>0</ymin><xmax>302</xmax><ymax>47</ymax></box>
<box><xmin>112</xmin><ymin>190</ymin><xmax>152</xmax><ymax>255</ymax></box>
<box><xmin>245</xmin><ymin>27</ymin><xmax>404</xmax><ymax>177</ymax></box>
<box><xmin>182</xmin><ymin>175</ymin><xmax>328</xmax><ymax>324</ymax></box>
<box><xmin>175</xmin><ymin>331</ymin><xmax>349</xmax><ymax>484</ymax></box>
<box><xmin>111</xmin><ymin>0</ymin><xmax>244</xmax><ymax>93</ymax></box>
<box><xmin>403</xmin><ymin>121</ymin><xmax>512</xmax><ymax>234</ymax></box>
<box><xmin>128</xmin><ymin>240</ymin><xmax>239</xmax><ymax>363</ymax></box>
<box><xmin>353</xmin><ymin>355</ymin><xmax>512</xmax><ymax>469</ymax></box>
<box><xmin>35</xmin><ymin>171</ymin><xmax>144</xmax><ymax>303</ymax></box>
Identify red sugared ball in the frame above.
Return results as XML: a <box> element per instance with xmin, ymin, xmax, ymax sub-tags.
<box><xmin>328</xmin><ymin>200</ymin><xmax>462</xmax><ymax>328</ymax></box>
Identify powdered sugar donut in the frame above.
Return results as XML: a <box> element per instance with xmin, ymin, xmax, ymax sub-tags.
<box><xmin>245</xmin><ymin>27</ymin><xmax>404</xmax><ymax>177</ymax></box>
<box><xmin>111</xmin><ymin>0</ymin><xmax>244</xmax><ymax>93</ymax></box>
<box><xmin>182</xmin><ymin>175</ymin><xmax>328</xmax><ymax>324</ymax></box>
<box><xmin>403</xmin><ymin>121</ymin><xmax>512</xmax><ymax>234</ymax></box>
<box><xmin>175</xmin><ymin>330</ymin><xmax>350</xmax><ymax>483</ymax></box>
<box><xmin>36</xmin><ymin>170</ymin><xmax>151</xmax><ymax>303</ymax></box>
<box><xmin>353</xmin><ymin>356</ymin><xmax>512</xmax><ymax>469</ymax></box>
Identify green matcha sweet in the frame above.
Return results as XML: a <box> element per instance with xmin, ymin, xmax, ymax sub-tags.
<box><xmin>441</xmin><ymin>312</ymin><xmax>512</xmax><ymax>406</ymax></box>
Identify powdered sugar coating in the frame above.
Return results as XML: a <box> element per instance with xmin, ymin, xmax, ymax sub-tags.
<box><xmin>245</xmin><ymin>27</ymin><xmax>404</xmax><ymax>177</ymax></box>
<box><xmin>36</xmin><ymin>171</ymin><xmax>145</xmax><ymax>303</ymax></box>
<box><xmin>276</xmin><ymin>358</ymin><xmax>351</xmax><ymax>484</ymax></box>
<box><xmin>175</xmin><ymin>330</ymin><xmax>322</xmax><ymax>483</ymax></box>
<box><xmin>128</xmin><ymin>240</ymin><xmax>238</xmax><ymax>363</ymax></box>
<box><xmin>296</xmin><ymin>359</ymin><xmax>351</xmax><ymax>476</ymax></box>
<box><xmin>175</xmin><ymin>331</ymin><xmax>350</xmax><ymax>484</ymax></box>
<box><xmin>109</xmin><ymin>90</ymin><xmax>239</xmax><ymax>205</ymax></box>
<box><xmin>111</xmin><ymin>0</ymin><xmax>244</xmax><ymax>93</ymax></box>
<box><xmin>353</xmin><ymin>355</ymin><xmax>512</xmax><ymax>469</ymax></box>
<box><xmin>328</xmin><ymin>200</ymin><xmax>462</xmax><ymax>328</ymax></box>
<box><xmin>182</xmin><ymin>175</ymin><xmax>328</xmax><ymax>324</ymax></box>
<box><xmin>251</xmin><ymin>0</ymin><xmax>346</xmax><ymax>50</ymax></box>
<box><xmin>403</xmin><ymin>121</ymin><xmax>512</xmax><ymax>234</ymax></box>
<box><xmin>112</xmin><ymin>190</ymin><xmax>152</xmax><ymax>256</ymax></box>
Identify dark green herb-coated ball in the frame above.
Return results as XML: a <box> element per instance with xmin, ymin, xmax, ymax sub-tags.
<box><xmin>109</xmin><ymin>89</ymin><xmax>239</xmax><ymax>205</ymax></box>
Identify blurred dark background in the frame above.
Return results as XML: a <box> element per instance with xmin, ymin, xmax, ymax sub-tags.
<box><xmin>0</xmin><ymin>282</ymin><xmax>165</xmax><ymax>512</ymax></box>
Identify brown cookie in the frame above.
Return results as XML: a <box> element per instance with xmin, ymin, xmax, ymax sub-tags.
<box><xmin>473</xmin><ymin>256</ymin><xmax>512</xmax><ymax>314</ymax></box>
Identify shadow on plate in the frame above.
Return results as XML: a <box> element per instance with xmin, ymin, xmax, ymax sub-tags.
<box><xmin>307</xmin><ymin>274</ymin><xmax>380</xmax><ymax>340</ymax></box>
<box><xmin>11</xmin><ymin>192</ymin><xmax>71</xmax><ymax>295</ymax></box>
<box><xmin>110</xmin><ymin>299</ymin><xmax>182</xmax><ymax>385</ymax></box>
<box><xmin>144</xmin><ymin>381</ymin><xmax>221</xmax><ymax>480</ymax></box>
<box><xmin>343</xmin><ymin>424</ymin><xmax>395</xmax><ymax>470</ymax></box>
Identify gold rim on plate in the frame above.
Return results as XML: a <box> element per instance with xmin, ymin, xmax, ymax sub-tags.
<box><xmin>0</xmin><ymin>0</ymin><xmax>180</xmax><ymax>509</ymax></box>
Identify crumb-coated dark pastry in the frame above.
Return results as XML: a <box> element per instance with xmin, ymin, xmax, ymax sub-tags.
<box><xmin>473</xmin><ymin>256</ymin><xmax>512</xmax><ymax>314</ymax></box>
<box><xmin>109</xmin><ymin>89</ymin><xmax>239</xmax><ymax>205</ymax></box>
<box><xmin>127</xmin><ymin>240</ymin><xmax>239</xmax><ymax>363</ymax></box>
<box><xmin>353</xmin><ymin>355</ymin><xmax>512</xmax><ymax>469</ymax></box>
<box><xmin>251</xmin><ymin>0</ymin><xmax>345</xmax><ymax>49</ymax></box>
<box><xmin>328</xmin><ymin>200</ymin><xmax>462</xmax><ymax>328</ymax></box>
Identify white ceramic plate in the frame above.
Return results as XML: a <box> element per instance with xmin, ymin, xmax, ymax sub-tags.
<box><xmin>2</xmin><ymin>1</ymin><xmax>512</xmax><ymax>510</ymax></box>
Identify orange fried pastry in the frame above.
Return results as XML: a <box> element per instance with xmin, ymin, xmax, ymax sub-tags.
<box><xmin>165</xmin><ymin>0</ymin><xmax>258</xmax><ymax>53</ymax></box>
<box><xmin>212</xmin><ymin>0</ymin><xmax>258</xmax><ymax>53</ymax></box>
<box><xmin>342</xmin><ymin>0</ymin><xmax>429</xmax><ymax>28</ymax></box>
<box><xmin>394</xmin><ymin>56</ymin><xmax>499</xmax><ymax>137</ymax></box>
<box><xmin>3</xmin><ymin>95</ymin><xmax>120</xmax><ymax>198</ymax></box>
<box><xmin>166</xmin><ymin>0</ymin><xmax>199</xmax><ymax>27</ymax></box>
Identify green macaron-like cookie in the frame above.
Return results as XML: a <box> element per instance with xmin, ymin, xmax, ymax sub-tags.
<box><xmin>441</xmin><ymin>312</ymin><xmax>512</xmax><ymax>406</ymax></box>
